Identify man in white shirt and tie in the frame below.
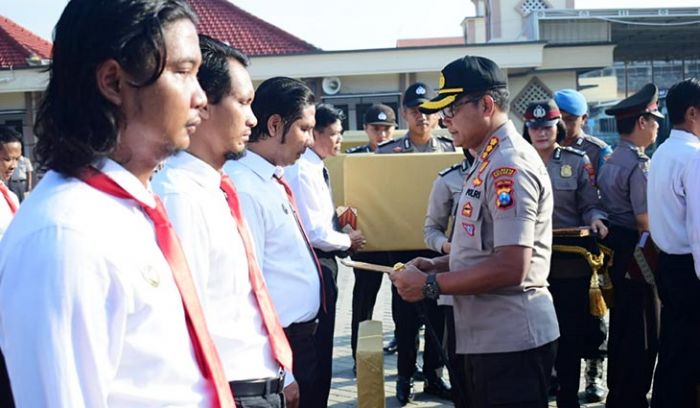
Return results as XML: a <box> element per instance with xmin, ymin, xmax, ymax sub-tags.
<box><xmin>152</xmin><ymin>35</ymin><xmax>294</xmax><ymax>408</ymax></box>
<box><xmin>285</xmin><ymin>103</ymin><xmax>366</xmax><ymax>405</ymax></box>
<box><xmin>225</xmin><ymin>77</ymin><xmax>326</xmax><ymax>408</ymax></box>
<box><xmin>647</xmin><ymin>78</ymin><xmax>700</xmax><ymax>408</ymax></box>
<box><xmin>0</xmin><ymin>0</ymin><xmax>235</xmax><ymax>407</ymax></box>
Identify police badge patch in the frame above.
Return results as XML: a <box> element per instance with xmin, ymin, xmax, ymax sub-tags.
<box><xmin>495</xmin><ymin>179</ymin><xmax>514</xmax><ymax>210</ymax></box>
<box><xmin>462</xmin><ymin>202</ymin><xmax>473</xmax><ymax>218</ymax></box>
<box><xmin>560</xmin><ymin>164</ymin><xmax>573</xmax><ymax>178</ymax></box>
<box><xmin>462</xmin><ymin>222</ymin><xmax>475</xmax><ymax>237</ymax></box>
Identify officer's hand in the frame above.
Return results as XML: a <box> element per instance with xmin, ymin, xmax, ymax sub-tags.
<box><xmin>406</xmin><ymin>257</ymin><xmax>438</xmax><ymax>273</ymax></box>
<box><xmin>348</xmin><ymin>229</ymin><xmax>367</xmax><ymax>252</ymax></box>
<box><xmin>283</xmin><ymin>381</ymin><xmax>300</xmax><ymax>408</ymax></box>
<box><xmin>390</xmin><ymin>264</ymin><xmax>427</xmax><ymax>302</ymax></box>
<box><xmin>441</xmin><ymin>242</ymin><xmax>451</xmax><ymax>254</ymax></box>
<box><xmin>590</xmin><ymin>219</ymin><xmax>608</xmax><ymax>239</ymax></box>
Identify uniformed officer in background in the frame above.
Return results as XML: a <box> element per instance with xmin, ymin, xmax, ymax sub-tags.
<box><xmin>392</xmin><ymin>55</ymin><xmax>559</xmax><ymax>408</ymax></box>
<box><xmin>554</xmin><ymin>89</ymin><xmax>613</xmax><ymax>175</ymax></box>
<box><xmin>379</xmin><ymin>83</ymin><xmax>452</xmax><ymax>405</ymax></box>
<box><xmin>523</xmin><ymin>99</ymin><xmax>608</xmax><ymax>408</ymax></box>
<box><xmin>376</xmin><ymin>83</ymin><xmax>455</xmax><ymax>154</ymax></box>
<box><xmin>647</xmin><ymin>78</ymin><xmax>700</xmax><ymax>408</ymax></box>
<box><xmin>345</xmin><ymin>103</ymin><xmax>397</xmax><ymax>153</ymax></box>
<box><xmin>597</xmin><ymin>83</ymin><xmax>662</xmax><ymax>408</ymax></box>
<box><xmin>423</xmin><ymin>148</ymin><xmax>474</xmax><ymax>408</ymax></box>
<box><xmin>553</xmin><ymin>87</ymin><xmax>610</xmax><ymax>403</ymax></box>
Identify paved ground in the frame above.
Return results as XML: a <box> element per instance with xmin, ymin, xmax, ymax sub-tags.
<box><xmin>327</xmin><ymin>262</ymin><xmax>608</xmax><ymax>407</ymax></box>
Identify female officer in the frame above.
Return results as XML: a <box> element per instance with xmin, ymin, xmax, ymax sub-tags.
<box><xmin>523</xmin><ymin>100</ymin><xmax>608</xmax><ymax>408</ymax></box>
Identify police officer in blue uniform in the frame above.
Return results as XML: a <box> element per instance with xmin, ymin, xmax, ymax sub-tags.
<box><xmin>598</xmin><ymin>83</ymin><xmax>663</xmax><ymax>408</ymax></box>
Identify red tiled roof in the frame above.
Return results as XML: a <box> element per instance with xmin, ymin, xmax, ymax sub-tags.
<box><xmin>0</xmin><ymin>16</ymin><xmax>52</xmax><ymax>69</ymax></box>
<box><xmin>188</xmin><ymin>0</ymin><xmax>319</xmax><ymax>56</ymax></box>
<box><xmin>396</xmin><ymin>37</ymin><xmax>465</xmax><ymax>48</ymax></box>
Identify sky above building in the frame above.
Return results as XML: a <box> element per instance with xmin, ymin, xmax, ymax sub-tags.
<box><xmin>1</xmin><ymin>0</ymin><xmax>697</xmax><ymax>50</ymax></box>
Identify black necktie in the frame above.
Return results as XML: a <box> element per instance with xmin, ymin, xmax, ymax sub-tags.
<box><xmin>323</xmin><ymin>167</ymin><xmax>342</xmax><ymax>232</ymax></box>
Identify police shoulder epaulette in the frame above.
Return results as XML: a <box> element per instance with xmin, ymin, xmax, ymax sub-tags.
<box><xmin>582</xmin><ymin>134</ymin><xmax>609</xmax><ymax>149</ymax></box>
<box><xmin>439</xmin><ymin>163</ymin><xmax>461</xmax><ymax>177</ymax></box>
<box><xmin>437</xmin><ymin>135</ymin><xmax>454</xmax><ymax>143</ymax></box>
<box><xmin>376</xmin><ymin>139</ymin><xmax>396</xmax><ymax>148</ymax></box>
<box><xmin>560</xmin><ymin>146</ymin><xmax>586</xmax><ymax>156</ymax></box>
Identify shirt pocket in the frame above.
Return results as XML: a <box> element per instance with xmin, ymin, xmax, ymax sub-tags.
<box><xmin>553</xmin><ymin>177</ymin><xmax>577</xmax><ymax>191</ymax></box>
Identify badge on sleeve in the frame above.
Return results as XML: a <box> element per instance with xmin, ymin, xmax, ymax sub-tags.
<box><xmin>560</xmin><ymin>164</ymin><xmax>573</xmax><ymax>178</ymax></box>
<box><xmin>495</xmin><ymin>179</ymin><xmax>514</xmax><ymax>210</ymax></box>
<box><xmin>462</xmin><ymin>202</ymin><xmax>473</xmax><ymax>218</ymax></box>
<box><xmin>462</xmin><ymin>223</ymin><xmax>475</xmax><ymax>237</ymax></box>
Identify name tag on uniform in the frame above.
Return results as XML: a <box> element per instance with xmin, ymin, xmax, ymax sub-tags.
<box><xmin>466</xmin><ymin>188</ymin><xmax>481</xmax><ymax>199</ymax></box>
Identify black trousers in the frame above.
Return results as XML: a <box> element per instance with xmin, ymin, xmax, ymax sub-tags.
<box><xmin>462</xmin><ymin>341</ymin><xmax>557</xmax><ymax>408</ymax></box>
<box><xmin>285</xmin><ymin>319</ymin><xmax>322</xmax><ymax>408</ymax></box>
<box><xmin>443</xmin><ymin>305</ymin><xmax>467</xmax><ymax>408</ymax></box>
<box><xmin>0</xmin><ymin>352</ymin><xmax>13</xmax><ymax>408</ymax></box>
<box><xmin>350</xmin><ymin>251</ymin><xmax>392</xmax><ymax>361</ymax></box>
<box><xmin>604</xmin><ymin>225</ymin><xmax>658</xmax><ymax>408</ymax></box>
<box><xmin>313</xmin><ymin>253</ymin><xmax>338</xmax><ymax>408</ymax></box>
<box><xmin>389</xmin><ymin>250</ymin><xmax>445</xmax><ymax>380</ymax></box>
<box><xmin>651</xmin><ymin>252</ymin><xmax>700</xmax><ymax>408</ymax></box>
<box><xmin>549</xmin><ymin>277</ymin><xmax>604</xmax><ymax>408</ymax></box>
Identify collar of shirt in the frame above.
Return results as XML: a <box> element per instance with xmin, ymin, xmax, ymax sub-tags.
<box><xmin>669</xmin><ymin>128</ymin><xmax>700</xmax><ymax>146</ymax></box>
<box><xmin>95</xmin><ymin>158</ymin><xmax>155</xmax><ymax>208</ymax></box>
<box><xmin>164</xmin><ymin>152</ymin><xmax>221</xmax><ymax>191</ymax></box>
<box><xmin>618</xmin><ymin>138</ymin><xmax>640</xmax><ymax>152</ymax></box>
<box><xmin>300</xmin><ymin>148</ymin><xmax>324</xmax><ymax>169</ymax></box>
<box><xmin>238</xmin><ymin>150</ymin><xmax>285</xmax><ymax>181</ymax></box>
<box><xmin>474</xmin><ymin>120</ymin><xmax>515</xmax><ymax>155</ymax></box>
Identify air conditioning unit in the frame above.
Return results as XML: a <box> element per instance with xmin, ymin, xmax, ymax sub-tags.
<box><xmin>322</xmin><ymin>76</ymin><xmax>342</xmax><ymax>95</ymax></box>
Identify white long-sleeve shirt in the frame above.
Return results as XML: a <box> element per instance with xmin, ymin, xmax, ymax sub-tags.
<box><xmin>224</xmin><ymin>151</ymin><xmax>321</xmax><ymax>327</ymax></box>
<box><xmin>285</xmin><ymin>149</ymin><xmax>350</xmax><ymax>252</ymax></box>
<box><xmin>152</xmin><ymin>152</ymin><xmax>280</xmax><ymax>382</ymax></box>
<box><xmin>648</xmin><ymin>128</ymin><xmax>700</xmax><ymax>277</ymax></box>
<box><xmin>0</xmin><ymin>159</ymin><xmax>210</xmax><ymax>407</ymax></box>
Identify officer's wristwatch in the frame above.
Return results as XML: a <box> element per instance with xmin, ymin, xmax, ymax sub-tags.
<box><xmin>422</xmin><ymin>273</ymin><xmax>441</xmax><ymax>300</ymax></box>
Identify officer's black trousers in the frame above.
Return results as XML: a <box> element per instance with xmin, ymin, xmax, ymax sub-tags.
<box><xmin>651</xmin><ymin>252</ymin><xmax>700</xmax><ymax>408</ymax></box>
<box><xmin>549</xmin><ymin>276</ymin><xmax>592</xmax><ymax>408</ymax></box>
<box><xmin>443</xmin><ymin>305</ymin><xmax>467</xmax><ymax>408</ymax></box>
<box><xmin>605</xmin><ymin>225</ymin><xmax>658</xmax><ymax>408</ymax></box>
<box><xmin>462</xmin><ymin>340</ymin><xmax>557</xmax><ymax>408</ymax></box>
<box><xmin>350</xmin><ymin>251</ymin><xmax>392</xmax><ymax>361</ymax></box>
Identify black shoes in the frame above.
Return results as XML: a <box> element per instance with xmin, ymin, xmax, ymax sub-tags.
<box><xmin>383</xmin><ymin>337</ymin><xmax>398</xmax><ymax>354</ymax></box>
<box><xmin>396</xmin><ymin>376</ymin><xmax>414</xmax><ymax>405</ymax></box>
<box><xmin>585</xmin><ymin>383</ymin><xmax>606</xmax><ymax>403</ymax></box>
<box><xmin>423</xmin><ymin>375</ymin><xmax>452</xmax><ymax>400</ymax></box>
<box><xmin>584</xmin><ymin>358</ymin><xmax>606</xmax><ymax>403</ymax></box>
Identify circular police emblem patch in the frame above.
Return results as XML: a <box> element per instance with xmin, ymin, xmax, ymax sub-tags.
<box><xmin>416</xmin><ymin>86</ymin><xmax>426</xmax><ymax>95</ymax></box>
<box><xmin>378</xmin><ymin>112</ymin><xmax>387</xmax><ymax>120</ymax></box>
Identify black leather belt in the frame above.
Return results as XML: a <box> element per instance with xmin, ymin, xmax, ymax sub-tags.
<box><xmin>284</xmin><ymin>318</ymin><xmax>318</xmax><ymax>338</ymax></box>
<box><xmin>229</xmin><ymin>376</ymin><xmax>284</xmax><ymax>397</ymax></box>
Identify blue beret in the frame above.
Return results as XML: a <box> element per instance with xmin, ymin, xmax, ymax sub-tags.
<box><xmin>554</xmin><ymin>89</ymin><xmax>588</xmax><ymax>117</ymax></box>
